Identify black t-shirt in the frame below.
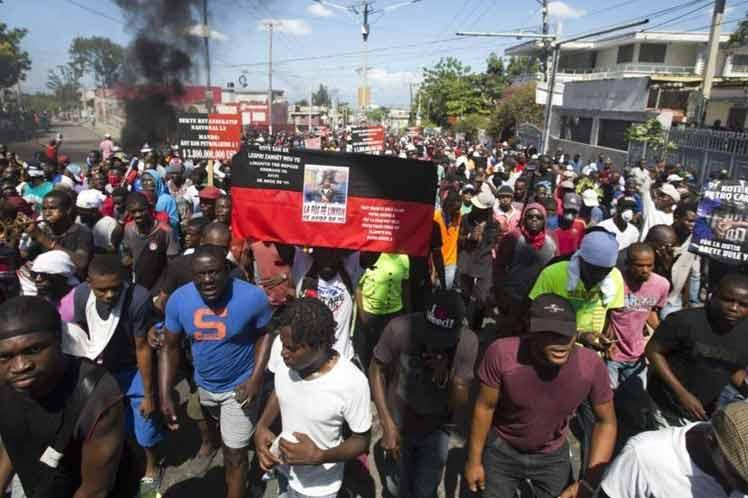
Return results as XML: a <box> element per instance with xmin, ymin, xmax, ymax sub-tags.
<box><xmin>409</xmin><ymin>221</ymin><xmax>442</xmax><ymax>312</ymax></box>
<box><xmin>648</xmin><ymin>308</ymin><xmax>748</xmax><ymax>419</ymax></box>
<box><xmin>72</xmin><ymin>283</ymin><xmax>157</xmax><ymax>372</ymax></box>
<box><xmin>29</xmin><ymin>223</ymin><xmax>94</xmax><ymax>267</ymax></box>
<box><xmin>0</xmin><ymin>358</ymin><xmax>124</xmax><ymax>498</ymax></box>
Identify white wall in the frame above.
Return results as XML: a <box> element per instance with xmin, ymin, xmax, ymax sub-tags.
<box><xmin>595</xmin><ymin>47</ymin><xmax>619</xmax><ymax>69</ymax></box>
<box><xmin>705</xmin><ymin>101</ymin><xmax>732</xmax><ymax>126</ymax></box>
<box><xmin>664</xmin><ymin>43</ymin><xmax>699</xmax><ymax>67</ymax></box>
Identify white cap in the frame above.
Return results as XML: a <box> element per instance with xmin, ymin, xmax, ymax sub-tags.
<box><xmin>104</xmin><ymin>133</ymin><xmax>112</xmax><ymax>139</ymax></box>
<box><xmin>76</xmin><ymin>189</ymin><xmax>106</xmax><ymax>210</ymax></box>
<box><xmin>31</xmin><ymin>250</ymin><xmax>79</xmax><ymax>286</ymax></box>
<box><xmin>471</xmin><ymin>190</ymin><xmax>496</xmax><ymax>210</ymax></box>
<box><xmin>659</xmin><ymin>183</ymin><xmax>681</xmax><ymax>203</ymax></box>
<box><xmin>581</xmin><ymin>189</ymin><xmax>600</xmax><ymax>207</ymax></box>
<box><xmin>666</xmin><ymin>174</ymin><xmax>684</xmax><ymax>183</ymax></box>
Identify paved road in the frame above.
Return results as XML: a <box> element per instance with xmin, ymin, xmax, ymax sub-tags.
<box><xmin>6</xmin><ymin>121</ymin><xmax>102</xmax><ymax>163</ymax></box>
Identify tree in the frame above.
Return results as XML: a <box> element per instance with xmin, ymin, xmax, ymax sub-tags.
<box><xmin>295</xmin><ymin>98</ymin><xmax>309</xmax><ymax>107</ymax></box>
<box><xmin>488</xmin><ymin>83</ymin><xmax>543</xmax><ymax>139</ymax></box>
<box><xmin>46</xmin><ymin>64</ymin><xmax>81</xmax><ymax>111</ymax></box>
<box><xmin>311</xmin><ymin>84</ymin><xmax>331</xmax><ymax>107</ymax></box>
<box><xmin>625</xmin><ymin>118</ymin><xmax>677</xmax><ymax>161</ymax></box>
<box><xmin>69</xmin><ymin>36</ymin><xmax>124</xmax><ymax>88</ymax></box>
<box><xmin>506</xmin><ymin>56</ymin><xmax>540</xmax><ymax>79</ymax></box>
<box><xmin>367</xmin><ymin>106</ymin><xmax>389</xmax><ymax>123</ymax></box>
<box><xmin>0</xmin><ymin>23</ymin><xmax>32</xmax><ymax>89</ymax></box>
<box><xmin>729</xmin><ymin>11</ymin><xmax>748</xmax><ymax>47</ymax></box>
<box><xmin>416</xmin><ymin>57</ymin><xmax>484</xmax><ymax>127</ymax></box>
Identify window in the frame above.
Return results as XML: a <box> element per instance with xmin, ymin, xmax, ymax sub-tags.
<box><xmin>617</xmin><ymin>44</ymin><xmax>634</xmax><ymax>64</ymax></box>
<box><xmin>639</xmin><ymin>44</ymin><xmax>666</xmax><ymax>63</ymax></box>
<box><xmin>598</xmin><ymin>119</ymin><xmax>631</xmax><ymax>151</ymax></box>
<box><xmin>733</xmin><ymin>54</ymin><xmax>748</xmax><ymax>70</ymax></box>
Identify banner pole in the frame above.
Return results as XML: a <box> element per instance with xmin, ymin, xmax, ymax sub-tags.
<box><xmin>207</xmin><ymin>160</ymin><xmax>214</xmax><ymax>187</ymax></box>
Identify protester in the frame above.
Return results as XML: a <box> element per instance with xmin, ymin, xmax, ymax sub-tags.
<box><xmin>601</xmin><ymin>402</ymin><xmax>748</xmax><ymax>498</ymax></box>
<box><xmin>662</xmin><ymin>201</ymin><xmax>700</xmax><ymax>318</ymax></box>
<box><xmin>65</xmin><ymin>255</ymin><xmax>164</xmax><ymax>496</ymax></box>
<box><xmin>255</xmin><ymin>298</ymin><xmax>372</xmax><ymax>498</ymax></box>
<box><xmin>493</xmin><ymin>185</ymin><xmax>520</xmax><ymax>235</ymax></box>
<box><xmin>646</xmin><ymin>273</ymin><xmax>748</xmax><ymax>428</ymax></box>
<box><xmin>0</xmin><ymin>296</ymin><xmax>127</xmax><ymax>498</ymax></box>
<box><xmin>597</xmin><ymin>197</ymin><xmax>640</xmax><ymax>251</ymax></box>
<box><xmin>458</xmin><ymin>190</ymin><xmax>498</xmax><ymax>331</ymax></box>
<box><xmin>433</xmin><ymin>190</ymin><xmax>461</xmax><ymax>289</ymax></box>
<box><xmin>552</xmin><ymin>193</ymin><xmax>586</xmax><ymax>257</ymax></box>
<box><xmin>465</xmin><ymin>294</ymin><xmax>616</xmax><ymax>498</ymax></box>
<box><xmin>370</xmin><ymin>289</ymin><xmax>477</xmax><ymax>498</ymax></box>
<box><xmin>638</xmin><ymin>172</ymin><xmax>680</xmax><ymax>240</ymax></box>
<box><xmin>29</xmin><ymin>249</ymin><xmax>78</xmax><ymax>321</ymax></box>
<box><xmin>160</xmin><ymin>245</ymin><xmax>273</xmax><ymax>498</ymax></box>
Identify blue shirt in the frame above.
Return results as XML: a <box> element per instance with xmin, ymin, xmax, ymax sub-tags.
<box><xmin>165</xmin><ymin>279</ymin><xmax>273</xmax><ymax>392</ymax></box>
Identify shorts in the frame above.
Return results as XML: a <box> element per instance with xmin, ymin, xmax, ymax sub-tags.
<box><xmin>112</xmin><ymin>368</ymin><xmax>165</xmax><ymax>449</ymax></box>
<box><xmin>198</xmin><ymin>387</ymin><xmax>259</xmax><ymax>449</ymax></box>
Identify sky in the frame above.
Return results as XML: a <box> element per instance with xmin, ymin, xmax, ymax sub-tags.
<box><xmin>4</xmin><ymin>0</ymin><xmax>746</xmax><ymax>107</ymax></box>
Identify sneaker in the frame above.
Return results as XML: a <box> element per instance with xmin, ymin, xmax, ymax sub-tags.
<box><xmin>137</xmin><ymin>475</ymin><xmax>162</xmax><ymax>498</ymax></box>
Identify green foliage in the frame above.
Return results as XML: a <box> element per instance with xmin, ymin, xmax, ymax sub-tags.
<box><xmin>0</xmin><ymin>23</ymin><xmax>32</xmax><ymax>89</ymax></box>
<box><xmin>625</xmin><ymin>118</ymin><xmax>677</xmax><ymax>159</ymax></box>
<box><xmin>506</xmin><ymin>56</ymin><xmax>540</xmax><ymax>79</ymax></box>
<box><xmin>69</xmin><ymin>36</ymin><xmax>124</xmax><ymax>88</ymax></box>
<box><xmin>21</xmin><ymin>92</ymin><xmax>58</xmax><ymax>112</ymax></box>
<box><xmin>295</xmin><ymin>98</ymin><xmax>309</xmax><ymax>107</ymax></box>
<box><xmin>311</xmin><ymin>84</ymin><xmax>331</xmax><ymax>107</ymax></box>
<box><xmin>488</xmin><ymin>84</ymin><xmax>543</xmax><ymax>138</ymax></box>
<box><xmin>728</xmin><ymin>11</ymin><xmax>748</xmax><ymax>48</ymax></box>
<box><xmin>367</xmin><ymin>106</ymin><xmax>389</xmax><ymax>123</ymax></box>
<box><xmin>46</xmin><ymin>64</ymin><xmax>81</xmax><ymax>111</ymax></box>
<box><xmin>454</xmin><ymin>113</ymin><xmax>490</xmax><ymax>141</ymax></box>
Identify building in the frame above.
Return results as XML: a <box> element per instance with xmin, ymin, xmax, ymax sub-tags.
<box><xmin>218</xmin><ymin>85</ymin><xmax>288</xmax><ymax>130</ymax></box>
<box><xmin>288</xmin><ymin>104</ymin><xmax>328</xmax><ymax>131</ymax></box>
<box><xmin>385</xmin><ymin>108</ymin><xmax>410</xmax><ymax>130</ymax></box>
<box><xmin>506</xmin><ymin>31</ymin><xmax>748</xmax><ymax>152</ymax></box>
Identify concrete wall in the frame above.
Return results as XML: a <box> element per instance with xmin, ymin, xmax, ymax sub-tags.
<box><xmin>665</xmin><ymin>43</ymin><xmax>699</xmax><ymax>66</ymax></box>
<box><xmin>705</xmin><ymin>101</ymin><xmax>733</xmax><ymax>127</ymax></box>
<box><xmin>595</xmin><ymin>47</ymin><xmax>619</xmax><ymax>69</ymax></box>
<box><xmin>549</xmin><ymin>136</ymin><xmax>629</xmax><ymax>167</ymax></box>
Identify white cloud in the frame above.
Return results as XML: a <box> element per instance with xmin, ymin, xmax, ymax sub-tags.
<box><xmin>367</xmin><ymin>67</ymin><xmax>417</xmax><ymax>87</ymax></box>
<box><xmin>547</xmin><ymin>1</ymin><xmax>586</xmax><ymax>20</ymax></box>
<box><xmin>256</xmin><ymin>19</ymin><xmax>312</xmax><ymax>36</ymax></box>
<box><xmin>307</xmin><ymin>3</ymin><xmax>334</xmax><ymax>17</ymax></box>
<box><xmin>187</xmin><ymin>24</ymin><xmax>228</xmax><ymax>41</ymax></box>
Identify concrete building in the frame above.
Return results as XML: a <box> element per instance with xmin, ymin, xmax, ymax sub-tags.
<box><xmin>218</xmin><ymin>85</ymin><xmax>288</xmax><ymax>130</ymax></box>
<box><xmin>506</xmin><ymin>31</ymin><xmax>748</xmax><ymax>152</ymax></box>
<box><xmin>385</xmin><ymin>108</ymin><xmax>410</xmax><ymax>130</ymax></box>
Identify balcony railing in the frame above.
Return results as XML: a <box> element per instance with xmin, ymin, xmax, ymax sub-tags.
<box><xmin>512</xmin><ymin>64</ymin><xmax>697</xmax><ymax>84</ymax></box>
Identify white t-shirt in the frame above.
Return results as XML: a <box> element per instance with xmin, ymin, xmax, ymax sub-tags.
<box><xmin>268</xmin><ymin>337</ymin><xmax>372</xmax><ymax>497</ymax></box>
<box><xmin>601</xmin><ymin>423</ymin><xmax>747</xmax><ymax>498</ymax></box>
<box><xmin>316</xmin><ymin>276</ymin><xmax>354</xmax><ymax>361</ymax></box>
<box><xmin>92</xmin><ymin>216</ymin><xmax>118</xmax><ymax>250</ymax></box>
<box><xmin>597</xmin><ymin>218</ymin><xmax>640</xmax><ymax>251</ymax></box>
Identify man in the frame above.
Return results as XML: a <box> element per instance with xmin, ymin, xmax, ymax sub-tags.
<box><xmin>254</xmin><ymin>298</ymin><xmax>372</xmax><ymax>498</ymax></box>
<box><xmin>606</xmin><ymin>243</ymin><xmax>669</xmax><ymax>390</ymax></box>
<box><xmin>64</xmin><ymin>255</ymin><xmax>164</xmax><ymax>496</ymax></box>
<box><xmin>1</xmin><ymin>178</ymin><xmax>33</xmax><ymax>218</ymax></box>
<box><xmin>370</xmin><ymin>289</ymin><xmax>477</xmax><ymax>498</ymax></box>
<box><xmin>601</xmin><ymin>402</ymin><xmax>748</xmax><ymax>498</ymax></box>
<box><xmin>646</xmin><ymin>273</ymin><xmax>748</xmax><ymax>428</ymax></box>
<box><xmin>598</xmin><ymin>197</ymin><xmax>640</xmax><ymax>251</ymax></box>
<box><xmin>0</xmin><ymin>296</ymin><xmax>126</xmax><ymax>498</ymax></box>
<box><xmin>552</xmin><ymin>193</ymin><xmax>587</xmax><ymax>257</ymax></box>
<box><xmin>434</xmin><ymin>190</ymin><xmax>461</xmax><ymax>290</ymax></box>
<box><xmin>99</xmin><ymin>133</ymin><xmax>114</xmax><ymax>162</ymax></box>
<box><xmin>644</xmin><ymin>224</ymin><xmax>678</xmax><ymax>284</ymax></box>
<box><xmin>21</xmin><ymin>161</ymin><xmax>53</xmax><ymax>212</ymax></box>
<box><xmin>25</xmin><ymin>190</ymin><xmax>94</xmax><ymax>275</ymax></box>
<box><xmin>460</xmin><ymin>184</ymin><xmax>475</xmax><ymax>216</ymax></box>
<box><xmin>198</xmin><ymin>186</ymin><xmax>222</xmax><ymax>221</ymax></box>
<box><xmin>493</xmin><ymin>184</ymin><xmax>520</xmax><ymax>236</ymax></box>
<box><xmin>30</xmin><ymin>250</ymin><xmax>78</xmax><ymax>322</ymax></box>
<box><xmin>76</xmin><ymin>189</ymin><xmax>117</xmax><ymax>253</ymax></box>
<box><xmin>661</xmin><ymin>201</ymin><xmax>700</xmax><ymax>318</ymax></box>
<box><xmin>458</xmin><ymin>190</ymin><xmax>498</xmax><ymax>331</ymax></box>
<box><xmin>513</xmin><ymin>176</ymin><xmax>528</xmax><ymax>204</ymax></box>
<box><xmin>215</xmin><ymin>196</ymin><xmax>231</xmax><ymax>226</ymax></box>
<box><xmin>465</xmin><ymin>294</ymin><xmax>616</xmax><ymax>498</ymax></box>
<box><xmin>638</xmin><ymin>172</ymin><xmax>679</xmax><ymax>240</ymax></box>
<box><xmin>111</xmin><ymin>192</ymin><xmax>179</xmax><ymax>291</ymax></box>
<box><xmin>160</xmin><ymin>245</ymin><xmax>273</xmax><ymax>498</ymax></box>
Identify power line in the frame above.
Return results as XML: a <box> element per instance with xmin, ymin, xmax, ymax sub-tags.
<box><xmin>64</xmin><ymin>0</ymin><xmax>126</xmax><ymax>25</ymax></box>
<box><xmin>641</xmin><ymin>0</ymin><xmax>715</xmax><ymax>32</ymax></box>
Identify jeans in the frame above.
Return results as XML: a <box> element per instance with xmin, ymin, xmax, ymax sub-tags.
<box><xmin>354</xmin><ymin>310</ymin><xmax>401</xmax><ymax>372</ymax></box>
<box><xmin>718</xmin><ymin>384</ymin><xmax>747</xmax><ymax>408</ymax></box>
<box><xmin>606</xmin><ymin>359</ymin><xmax>648</xmax><ymax>391</ymax></box>
<box><xmin>482</xmin><ymin>436</ymin><xmax>572</xmax><ymax>498</ymax></box>
<box><xmin>688</xmin><ymin>268</ymin><xmax>701</xmax><ymax>306</ymax></box>
<box><xmin>381</xmin><ymin>429</ymin><xmax>450</xmax><ymax>498</ymax></box>
<box><xmin>444</xmin><ymin>264</ymin><xmax>457</xmax><ymax>290</ymax></box>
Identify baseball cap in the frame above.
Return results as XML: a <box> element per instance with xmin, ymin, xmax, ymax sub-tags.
<box><xmin>658</xmin><ymin>183</ymin><xmax>681</xmax><ymax>203</ymax></box>
<box><xmin>712</xmin><ymin>402</ymin><xmax>748</xmax><ymax>485</ymax></box>
<box><xmin>199</xmin><ymin>186</ymin><xmax>222</xmax><ymax>200</ymax></box>
<box><xmin>666</xmin><ymin>174</ymin><xmax>684</xmax><ymax>183</ymax></box>
<box><xmin>563</xmin><ymin>192</ymin><xmax>582</xmax><ymax>212</ymax></box>
<box><xmin>497</xmin><ymin>184</ymin><xmax>513</xmax><ymax>196</ymax></box>
<box><xmin>581</xmin><ymin>189</ymin><xmax>600</xmax><ymax>207</ymax></box>
<box><xmin>423</xmin><ymin>289</ymin><xmax>466</xmax><ymax>347</ymax></box>
<box><xmin>461</xmin><ymin>184</ymin><xmax>476</xmax><ymax>194</ymax></box>
<box><xmin>471</xmin><ymin>190</ymin><xmax>496</xmax><ymax>210</ymax></box>
<box><xmin>26</xmin><ymin>161</ymin><xmax>44</xmax><ymax>178</ymax></box>
<box><xmin>529</xmin><ymin>294</ymin><xmax>577</xmax><ymax>337</ymax></box>
<box><xmin>31</xmin><ymin>250</ymin><xmax>79</xmax><ymax>286</ymax></box>
<box><xmin>76</xmin><ymin>189</ymin><xmax>105</xmax><ymax>210</ymax></box>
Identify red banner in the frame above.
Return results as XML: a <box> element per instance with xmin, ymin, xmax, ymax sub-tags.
<box><xmin>350</xmin><ymin>125</ymin><xmax>385</xmax><ymax>154</ymax></box>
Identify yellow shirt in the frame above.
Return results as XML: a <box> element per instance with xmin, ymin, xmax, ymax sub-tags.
<box><xmin>529</xmin><ymin>260</ymin><xmax>625</xmax><ymax>334</ymax></box>
<box><xmin>360</xmin><ymin>253</ymin><xmax>410</xmax><ymax>315</ymax></box>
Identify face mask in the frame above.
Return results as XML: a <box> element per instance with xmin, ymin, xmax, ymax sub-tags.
<box><xmin>621</xmin><ymin>209</ymin><xmax>634</xmax><ymax>222</ymax></box>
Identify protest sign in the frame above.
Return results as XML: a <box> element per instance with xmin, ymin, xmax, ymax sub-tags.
<box><xmin>691</xmin><ymin>180</ymin><xmax>748</xmax><ymax>264</ymax></box>
<box><xmin>350</xmin><ymin>125</ymin><xmax>385</xmax><ymax>154</ymax></box>
<box><xmin>177</xmin><ymin>113</ymin><xmax>242</xmax><ymax>161</ymax></box>
<box><xmin>231</xmin><ymin>145</ymin><xmax>437</xmax><ymax>255</ymax></box>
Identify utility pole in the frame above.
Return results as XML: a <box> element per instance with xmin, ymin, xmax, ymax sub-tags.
<box><xmin>202</xmin><ymin>0</ymin><xmax>213</xmax><ymax>111</ymax></box>
<box><xmin>265</xmin><ymin>22</ymin><xmax>274</xmax><ymax>136</ymax></box>
<box><xmin>309</xmin><ymin>88</ymin><xmax>313</xmax><ymax>132</ymax></box>
<box><xmin>416</xmin><ymin>89</ymin><xmax>422</xmax><ymax>127</ymax></box>
<box><xmin>541</xmin><ymin>0</ymin><xmax>549</xmax><ymax>81</ymax></box>
<box><xmin>699</xmin><ymin>0</ymin><xmax>727</xmax><ymax>127</ymax></box>
<box><xmin>458</xmin><ymin>18</ymin><xmax>648</xmax><ymax>154</ymax></box>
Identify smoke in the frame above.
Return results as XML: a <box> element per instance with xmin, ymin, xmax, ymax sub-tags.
<box><xmin>114</xmin><ymin>0</ymin><xmax>201</xmax><ymax>151</ymax></box>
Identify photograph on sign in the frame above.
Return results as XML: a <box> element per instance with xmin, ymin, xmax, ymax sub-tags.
<box><xmin>691</xmin><ymin>180</ymin><xmax>748</xmax><ymax>264</ymax></box>
<box><xmin>302</xmin><ymin>165</ymin><xmax>349</xmax><ymax>224</ymax></box>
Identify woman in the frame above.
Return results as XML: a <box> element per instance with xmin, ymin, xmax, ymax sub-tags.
<box><xmin>493</xmin><ymin>203</ymin><xmax>557</xmax><ymax>328</ymax></box>
<box><xmin>140</xmin><ymin>169</ymin><xmax>180</xmax><ymax>233</ymax></box>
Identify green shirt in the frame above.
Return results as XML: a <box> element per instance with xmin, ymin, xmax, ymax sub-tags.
<box><xmin>360</xmin><ymin>253</ymin><xmax>410</xmax><ymax>315</ymax></box>
<box><xmin>529</xmin><ymin>260</ymin><xmax>625</xmax><ymax>334</ymax></box>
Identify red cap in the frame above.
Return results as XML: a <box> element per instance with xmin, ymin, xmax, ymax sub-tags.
<box><xmin>198</xmin><ymin>186</ymin><xmax>222</xmax><ymax>200</ymax></box>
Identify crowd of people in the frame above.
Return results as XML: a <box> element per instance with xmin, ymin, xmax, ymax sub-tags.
<box><xmin>0</xmin><ymin>127</ymin><xmax>747</xmax><ymax>498</ymax></box>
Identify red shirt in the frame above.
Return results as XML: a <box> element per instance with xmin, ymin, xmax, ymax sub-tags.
<box><xmin>478</xmin><ymin>336</ymin><xmax>611</xmax><ymax>453</ymax></box>
<box><xmin>552</xmin><ymin>219</ymin><xmax>586</xmax><ymax>257</ymax></box>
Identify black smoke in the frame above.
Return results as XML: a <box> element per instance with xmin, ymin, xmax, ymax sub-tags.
<box><xmin>115</xmin><ymin>0</ymin><xmax>201</xmax><ymax>152</ymax></box>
